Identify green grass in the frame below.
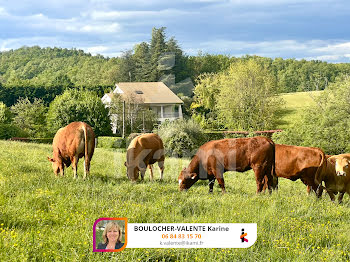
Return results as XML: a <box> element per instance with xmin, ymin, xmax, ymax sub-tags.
<box><xmin>276</xmin><ymin>91</ymin><xmax>323</xmax><ymax>129</ymax></box>
<box><xmin>0</xmin><ymin>140</ymin><xmax>349</xmax><ymax>261</ymax></box>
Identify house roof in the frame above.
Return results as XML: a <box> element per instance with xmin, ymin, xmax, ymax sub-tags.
<box><xmin>114</xmin><ymin>82</ymin><xmax>183</xmax><ymax>104</ymax></box>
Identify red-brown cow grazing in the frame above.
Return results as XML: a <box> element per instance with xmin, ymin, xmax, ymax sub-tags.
<box><xmin>272</xmin><ymin>144</ymin><xmax>325</xmax><ymax>196</ymax></box>
<box><xmin>315</xmin><ymin>154</ymin><xmax>350</xmax><ymax>203</ymax></box>
<box><xmin>47</xmin><ymin>122</ymin><xmax>95</xmax><ymax>179</ymax></box>
<box><xmin>124</xmin><ymin>133</ymin><xmax>165</xmax><ymax>181</ymax></box>
<box><xmin>178</xmin><ymin>137</ymin><xmax>278</xmax><ymax>194</ymax></box>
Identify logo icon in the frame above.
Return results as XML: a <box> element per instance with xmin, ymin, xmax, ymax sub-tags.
<box><xmin>240</xmin><ymin>228</ymin><xmax>248</xmax><ymax>243</ymax></box>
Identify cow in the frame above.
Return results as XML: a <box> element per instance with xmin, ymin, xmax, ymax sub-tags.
<box><xmin>271</xmin><ymin>144</ymin><xmax>326</xmax><ymax>196</ymax></box>
<box><xmin>178</xmin><ymin>136</ymin><xmax>278</xmax><ymax>194</ymax></box>
<box><xmin>47</xmin><ymin>122</ymin><xmax>95</xmax><ymax>179</ymax></box>
<box><xmin>124</xmin><ymin>133</ymin><xmax>165</xmax><ymax>181</ymax></box>
<box><xmin>315</xmin><ymin>154</ymin><xmax>350</xmax><ymax>203</ymax></box>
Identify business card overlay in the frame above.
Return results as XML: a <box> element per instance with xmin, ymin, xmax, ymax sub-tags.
<box><xmin>127</xmin><ymin>223</ymin><xmax>257</xmax><ymax>248</ymax></box>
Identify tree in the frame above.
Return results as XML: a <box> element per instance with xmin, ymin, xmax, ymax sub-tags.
<box><xmin>10</xmin><ymin>97</ymin><xmax>47</xmax><ymax>137</ymax></box>
<box><xmin>150</xmin><ymin>27</ymin><xmax>167</xmax><ymax>81</ymax></box>
<box><xmin>133</xmin><ymin>42</ymin><xmax>151</xmax><ymax>81</ymax></box>
<box><xmin>47</xmin><ymin>89</ymin><xmax>111</xmax><ymax>136</ymax></box>
<box><xmin>193</xmin><ymin>60</ymin><xmax>282</xmax><ymax>130</ymax></box>
<box><xmin>216</xmin><ymin>60</ymin><xmax>281</xmax><ymax>130</ymax></box>
<box><xmin>108</xmin><ymin>93</ymin><xmax>157</xmax><ymax>135</ymax></box>
<box><xmin>0</xmin><ymin>102</ymin><xmax>12</xmax><ymax>124</ymax></box>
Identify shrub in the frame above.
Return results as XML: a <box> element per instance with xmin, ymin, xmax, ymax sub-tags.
<box><xmin>157</xmin><ymin>119</ymin><xmax>206</xmax><ymax>157</ymax></box>
<box><xmin>0</xmin><ymin>124</ymin><xmax>28</xmax><ymax>140</ymax></box>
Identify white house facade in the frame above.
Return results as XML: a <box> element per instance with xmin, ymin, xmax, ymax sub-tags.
<box><xmin>102</xmin><ymin>82</ymin><xmax>184</xmax><ymax>133</ymax></box>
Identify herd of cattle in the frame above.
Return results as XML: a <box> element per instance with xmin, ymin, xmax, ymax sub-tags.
<box><xmin>47</xmin><ymin>122</ymin><xmax>350</xmax><ymax>203</ymax></box>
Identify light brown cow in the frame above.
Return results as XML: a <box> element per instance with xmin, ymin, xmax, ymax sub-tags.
<box><xmin>48</xmin><ymin>122</ymin><xmax>95</xmax><ymax>179</ymax></box>
<box><xmin>124</xmin><ymin>133</ymin><xmax>165</xmax><ymax>181</ymax></box>
<box><xmin>178</xmin><ymin>136</ymin><xmax>278</xmax><ymax>194</ymax></box>
<box><xmin>315</xmin><ymin>154</ymin><xmax>350</xmax><ymax>203</ymax></box>
<box><xmin>272</xmin><ymin>144</ymin><xmax>326</xmax><ymax>196</ymax></box>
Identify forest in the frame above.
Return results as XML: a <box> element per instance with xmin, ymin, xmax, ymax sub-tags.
<box><xmin>1</xmin><ymin>27</ymin><xmax>350</xmax><ymax>107</ymax></box>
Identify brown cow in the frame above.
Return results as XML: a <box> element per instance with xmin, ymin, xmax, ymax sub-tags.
<box><xmin>273</xmin><ymin>144</ymin><xmax>325</xmax><ymax>196</ymax></box>
<box><xmin>178</xmin><ymin>137</ymin><xmax>278</xmax><ymax>194</ymax></box>
<box><xmin>124</xmin><ymin>133</ymin><xmax>165</xmax><ymax>181</ymax></box>
<box><xmin>47</xmin><ymin>122</ymin><xmax>95</xmax><ymax>179</ymax></box>
<box><xmin>315</xmin><ymin>154</ymin><xmax>350</xmax><ymax>203</ymax></box>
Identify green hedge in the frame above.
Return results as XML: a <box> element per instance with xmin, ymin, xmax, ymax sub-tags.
<box><xmin>97</xmin><ymin>136</ymin><xmax>126</xmax><ymax>149</ymax></box>
<box><xmin>0</xmin><ymin>124</ymin><xmax>28</xmax><ymax>140</ymax></box>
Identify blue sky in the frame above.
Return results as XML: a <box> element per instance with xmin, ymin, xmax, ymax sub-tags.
<box><xmin>1</xmin><ymin>0</ymin><xmax>350</xmax><ymax>62</ymax></box>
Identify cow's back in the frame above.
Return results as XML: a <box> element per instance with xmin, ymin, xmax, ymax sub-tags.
<box><xmin>196</xmin><ymin>136</ymin><xmax>274</xmax><ymax>172</ymax></box>
<box><xmin>275</xmin><ymin>144</ymin><xmax>324</xmax><ymax>179</ymax></box>
<box><xmin>127</xmin><ymin>133</ymin><xmax>164</xmax><ymax>166</ymax></box>
<box><xmin>53</xmin><ymin>122</ymin><xmax>95</xmax><ymax>158</ymax></box>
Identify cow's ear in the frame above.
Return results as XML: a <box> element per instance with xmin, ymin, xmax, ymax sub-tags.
<box><xmin>190</xmin><ymin>173</ymin><xmax>198</xmax><ymax>180</ymax></box>
<box><xmin>124</xmin><ymin>162</ymin><xmax>127</xmax><ymax>167</ymax></box>
<box><xmin>328</xmin><ymin>156</ymin><xmax>336</xmax><ymax>165</ymax></box>
<box><xmin>47</xmin><ymin>156</ymin><xmax>55</xmax><ymax>162</ymax></box>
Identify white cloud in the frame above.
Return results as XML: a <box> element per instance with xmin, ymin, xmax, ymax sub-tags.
<box><xmin>89</xmin><ymin>9</ymin><xmax>195</xmax><ymax>21</ymax></box>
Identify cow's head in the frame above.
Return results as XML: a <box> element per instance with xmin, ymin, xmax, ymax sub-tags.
<box><xmin>331</xmin><ymin>156</ymin><xmax>350</xmax><ymax>176</ymax></box>
<box><xmin>124</xmin><ymin>161</ymin><xmax>139</xmax><ymax>181</ymax></box>
<box><xmin>178</xmin><ymin>167</ymin><xmax>199</xmax><ymax>191</ymax></box>
<box><xmin>47</xmin><ymin>157</ymin><xmax>63</xmax><ymax>176</ymax></box>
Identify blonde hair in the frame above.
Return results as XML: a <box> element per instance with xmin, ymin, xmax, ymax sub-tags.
<box><xmin>102</xmin><ymin>221</ymin><xmax>122</xmax><ymax>244</ymax></box>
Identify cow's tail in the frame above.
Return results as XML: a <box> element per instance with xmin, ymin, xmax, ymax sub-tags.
<box><xmin>314</xmin><ymin>149</ymin><xmax>326</xmax><ymax>194</ymax></box>
<box><xmin>82</xmin><ymin>124</ymin><xmax>89</xmax><ymax>169</ymax></box>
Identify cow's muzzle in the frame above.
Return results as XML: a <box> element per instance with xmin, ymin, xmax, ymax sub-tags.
<box><xmin>336</xmin><ymin>171</ymin><xmax>346</xmax><ymax>176</ymax></box>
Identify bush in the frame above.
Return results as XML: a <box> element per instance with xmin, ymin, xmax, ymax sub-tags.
<box><xmin>97</xmin><ymin>136</ymin><xmax>126</xmax><ymax>149</ymax></box>
<box><xmin>0</xmin><ymin>124</ymin><xmax>28</xmax><ymax>140</ymax></box>
<box><xmin>157</xmin><ymin>119</ymin><xmax>206</xmax><ymax>157</ymax></box>
<box><xmin>47</xmin><ymin>89</ymin><xmax>111</xmax><ymax>136</ymax></box>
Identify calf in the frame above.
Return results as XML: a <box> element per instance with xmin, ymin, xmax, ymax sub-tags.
<box><xmin>48</xmin><ymin>122</ymin><xmax>95</xmax><ymax>179</ymax></box>
<box><xmin>178</xmin><ymin>136</ymin><xmax>278</xmax><ymax>194</ymax></box>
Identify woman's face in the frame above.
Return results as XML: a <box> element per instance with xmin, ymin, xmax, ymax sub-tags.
<box><xmin>106</xmin><ymin>226</ymin><xmax>119</xmax><ymax>243</ymax></box>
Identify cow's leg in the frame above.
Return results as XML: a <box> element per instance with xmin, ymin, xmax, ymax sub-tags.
<box><xmin>148</xmin><ymin>165</ymin><xmax>153</xmax><ymax>181</ymax></box>
<box><xmin>158</xmin><ymin>161</ymin><xmax>165</xmax><ymax>180</ymax></box>
<box><xmin>208</xmin><ymin>176</ymin><xmax>215</xmax><ymax>193</ymax></box>
<box><xmin>326</xmin><ymin>190</ymin><xmax>336</xmax><ymax>202</ymax></box>
<box><xmin>140</xmin><ymin>168</ymin><xmax>146</xmax><ymax>181</ymax></box>
<box><xmin>83</xmin><ymin>156</ymin><xmax>91</xmax><ymax>180</ymax></box>
<box><xmin>72</xmin><ymin>157</ymin><xmax>79</xmax><ymax>179</ymax></box>
<box><xmin>338</xmin><ymin>192</ymin><xmax>345</xmax><ymax>204</ymax></box>
<box><xmin>253</xmin><ymin>167</ymin><xmax>266</xmax><ymax>194</ymax></box>
<box><xmin>315</xmin><ymin>184</ymin><xmax>324</xmax><ymax>198</ymax></box>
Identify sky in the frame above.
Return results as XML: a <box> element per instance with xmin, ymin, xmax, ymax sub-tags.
<box><xmin>1</xmin><ymin>0</ymin><xmax>350</xmax><ymax>62</ymax></box>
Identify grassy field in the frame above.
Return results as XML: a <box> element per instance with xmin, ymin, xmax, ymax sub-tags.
<box><xmin>276</xmin><ymin>91</ymin><xmax>323</xmax><ymax>129</ymax></box>
<box><xmin>0</xmin><ymin>140</ymin><xmax>349</xmax><ymax>261</ymax></box>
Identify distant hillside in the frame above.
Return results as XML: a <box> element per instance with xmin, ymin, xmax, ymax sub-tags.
<box><xmin>0</xmin><ymin>46</ymin><xmax>119</xmax><ymax>88</ymax></box>
<box><xmin>276</xmin><ymin>91</ymin><xmax>323</xmax><ymax>129</ymax></box>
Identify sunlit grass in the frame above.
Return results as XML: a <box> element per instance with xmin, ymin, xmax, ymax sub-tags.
<box><xmin>0</xmin><ymin>140</ymin><xmax>349</xmax><ymax>261</ymax></box>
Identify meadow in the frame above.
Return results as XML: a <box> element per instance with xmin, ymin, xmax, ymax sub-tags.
<box><xmin>0</xmin><ymin>140</ymin><xmax>349</xmax><ymax>261</ymax></box>
<box><xmin>276</xmin><ymin>91</ymin><xmax>322</xmax><ymax>129</ymax></box>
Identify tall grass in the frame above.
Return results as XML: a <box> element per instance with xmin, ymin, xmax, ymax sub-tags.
<box><xmin>0</xmin><ymin>140</ymin><xmax>349</xmax><ymax>261</ymax></box>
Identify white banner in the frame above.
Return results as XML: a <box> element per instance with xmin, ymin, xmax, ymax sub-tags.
<box><xmin>127</xmin><ymin>223</ymin><xmax>257</xmax><ymax>248</ymax></box>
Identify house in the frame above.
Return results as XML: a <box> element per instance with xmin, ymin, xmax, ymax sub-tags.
<box><xmin>102</xmin><ymin>82</ymin><xmax>184</xmax><ymax>133</ymax></box>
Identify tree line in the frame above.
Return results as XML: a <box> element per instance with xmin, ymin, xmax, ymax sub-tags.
<box><xmin>1</xmin><ymin>27</ymin><xmax>350</xmax><ymax>107</ymax></box>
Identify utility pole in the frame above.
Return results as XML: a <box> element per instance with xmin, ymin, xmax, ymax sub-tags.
<box><xmin>122</xmin><ymin>100</ymin><xmax>125</xmax><ymax>138</ymax></box>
